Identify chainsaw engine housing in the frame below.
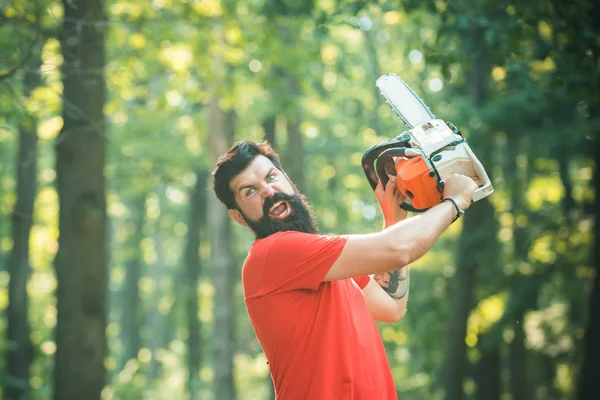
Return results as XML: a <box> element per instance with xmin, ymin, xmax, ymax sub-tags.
<box><xmin>362</xmin><ymin>119</ymin><xmax>494</xmax><ymax>212</ymax></box>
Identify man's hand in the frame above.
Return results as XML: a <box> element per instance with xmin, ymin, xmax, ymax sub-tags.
<box><xmin>442</xmin><ymin>174</ymin><xmax>479</xmax><ymax>210</ymax></box>
<box><xmin>375</xmin><ymin>176</ymin><xmax>407</xmax><ymax>228</ymax></box>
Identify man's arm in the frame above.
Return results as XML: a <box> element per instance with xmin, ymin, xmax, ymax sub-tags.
<box><xmin>360</xmin><ymin>275</ymin><xmax>409</xmax><ymax>322</ymax></box>
<box><xmin>323</xmin><ymin>199</ymin><xmax>456</xmax><ymax>280</ymax></box>
<box><xmin>363</xmin><ymin>177</ymin><xmax>410</xmax><ymax>322</ymax></box>
<box><xmin>323</xmin><ymin>173</ymin><xmax>476</xmax><ymax>281</ymax></box>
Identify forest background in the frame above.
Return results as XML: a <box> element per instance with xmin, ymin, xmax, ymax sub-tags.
<box><xmin>0</xmin><ymin>0</ymin><xmax>599</xmax><ymax>399</ymax></box>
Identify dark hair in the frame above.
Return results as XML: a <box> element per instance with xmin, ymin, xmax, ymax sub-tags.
<box><xmin>212</xmin><ymin>140</ymin><xmax>283</xmax><ymax>210</ymax></box>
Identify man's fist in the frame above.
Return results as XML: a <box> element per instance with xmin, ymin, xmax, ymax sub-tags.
<box><xmin>442</xmin><ymin>174</ymin><xmax>479</xmax><ymax>210</ymax></box>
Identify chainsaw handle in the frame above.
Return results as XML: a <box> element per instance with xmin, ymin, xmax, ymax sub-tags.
<box><xmin>376</xmin><ymin>147</ymin><xmax>429</xmax><ymax>185</ymax></box>
<box><xmin>375</xmin><ymin>147</ymin><xmax>407</xmax><ymax>187</ymax></box>
<box><xmin>463</xmin><ymin>144</ymin><xmax>494</xmax><ymax>202</ymax></box>
<box><xmin>361</xmin><ymin>134</ymin><xmax>411</xmax><ymax>191</ymax></box>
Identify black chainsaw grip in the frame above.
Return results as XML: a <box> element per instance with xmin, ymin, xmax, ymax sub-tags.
<box><xmin>361</xmin><ymin>134</ymin><xmax>410</xmax><ymax>191</ymax></box>
<box><xmin>376</xmin><ymin>147</ymin><xmax>408</xmax><ymax>187</ymax></box>
<box><xmin>362</xmin><ymin>139</ymin><xmax>422</xmax><ymax>213</ymax></box>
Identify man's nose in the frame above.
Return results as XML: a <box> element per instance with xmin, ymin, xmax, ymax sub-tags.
<box><xmin>262</xmin><ymin>183</ymin><xmax>275</xmax><ymax>198</ymax></box>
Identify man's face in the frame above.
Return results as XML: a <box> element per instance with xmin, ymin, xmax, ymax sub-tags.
<box><xmin>228</xmin><ymin>155</ymin><xmax>318</xmax><ymax>238</ymax></box>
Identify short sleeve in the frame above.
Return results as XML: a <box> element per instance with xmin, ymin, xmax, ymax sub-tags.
<box><xmin>258</xmin><ymin>231</ymin><xmax>348</xmax><ymax>293</ymax></box>
<box><xmin>352</xmin><ymin>275</ymin><xmax>371</xmax><ymax>289</ymax></box>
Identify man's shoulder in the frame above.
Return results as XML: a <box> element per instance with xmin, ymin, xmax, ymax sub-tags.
<box><xmin>245</xmin><ymin>232</ymin><xmax>301</xmax><ymax>263</ymax></box>
<box><xmin>242</xmin><ymin>231</ymin><xmax>322</xmax><ymax>273</ymax></box>
<box><xmin>250</xmin><ymin>231</ymin><xmax>317</xmax><ymax>252</ymax></box>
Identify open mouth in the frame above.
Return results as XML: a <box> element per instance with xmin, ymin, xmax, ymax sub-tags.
<box><xmin>268</xmin><ymin>200</ymin><xmax>290</xmax><ymax>220</ymax></box>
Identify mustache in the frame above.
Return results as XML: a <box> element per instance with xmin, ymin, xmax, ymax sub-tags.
<box><xmin>262</xmin><ymin>192</ymin><xmax>296</xmax><ymax>215</ymax></box>
<box><xmin>240</xmin><ymin>190</ymin><xmax>318</xmax><ymax>239</ymax></box>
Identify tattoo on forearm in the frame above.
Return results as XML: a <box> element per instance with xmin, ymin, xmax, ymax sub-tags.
<box><xmin>373</xmin><ymin>267</ymin><xmax>409</xmax><ymax>300</ymax></box>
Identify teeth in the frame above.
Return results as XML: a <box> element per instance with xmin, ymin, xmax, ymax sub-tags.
<box><xmin>269</xmin><ymin>200</ymin><xmax>285</xmax><ymax>214</ymax></box>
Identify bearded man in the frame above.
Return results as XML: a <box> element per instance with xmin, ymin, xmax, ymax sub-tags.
<box><xmin>211</xmin><ymin>140</ymin><xmax>477</xmax><ymax>399</ymax></box>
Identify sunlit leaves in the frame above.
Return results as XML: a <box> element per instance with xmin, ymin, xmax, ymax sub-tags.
<box><xmin>538</xmin><ymin>20</ymin><xmax>553</xmax><ymax>41</ymax></box>
<box><xmin>382</xmin><ymin>326</ymin><xmax>408</xmax><ymax>345</ymax></box>
<box><xmin>0</xmin><ymin>274</ymin><xmax>8</xmax><ymax>310</ymax></box>
<box><xmin>40</xmin><ymin>38</ymin><xmax>62</xmax><ymax>83</ymax></box>
<box><xmin>37</xmin><ymin>116</ymin><xmax>62</xmax><ymax>140</ymax></box>
<box><xmin>161</xmin><ymin>44</ymin><xmax>194</xmax><ymax>73</ymax></box>
<box><xmin>192</xmin><ymin>0</ymin><xmax>224</xmax><ymax>17</ymax></box>
<box><xmin>110</xmin><ymin>1</ymin><xmax>146</xmax><ymax>19</ymax></box>
<box><xmin>467</xmin><ymin>294</ymin><xmax>507</xmax><ymax>346</ymax></box>
<box><xmin>529</xmin><ymin>234</ymin><xmax>557</xmax><ymax>264</ymax></box>
<box><xmin>526</xmin><ymin>175</ymin><xmax>564</xmax><ymax>210</ymax></box>
<box><xmin>321</xmin><ymin>44</ymin><xmax>339</xmax><ymax>65</ymax></box>
<box><xmin>234</xmin><ymin>353</ymin><xmax>271</xmax><ymax>400</ymax></box>
<box><xmin>491</xmin><ymin>66</ymin><xmax>507</xmax><ymax>81</ymax></box>
<box><xmin>529</xmin><ymin>57</ymin><xmax>557</xmax><ymax>79</ymax></box>
<box><xmin>129</xmin><ymin>33</ymin><xmax>146</xmax><ymax>49</ymax></box>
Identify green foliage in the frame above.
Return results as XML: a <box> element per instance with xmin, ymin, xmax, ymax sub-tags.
<box><xmin>0</xmin><ymin>0</ymin><xmax>597</xmax><ymax>399</ymax></box>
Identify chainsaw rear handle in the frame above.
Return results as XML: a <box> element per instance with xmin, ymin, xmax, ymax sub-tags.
<box><xmin>463</xmin><ymin>144</ymin><xmax>494</xmax><ymax>202</ymax></box>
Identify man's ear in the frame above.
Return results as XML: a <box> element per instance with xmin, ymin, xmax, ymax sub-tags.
<box><xmin>228</xmin><ymin>208</ymin><xmax>248</xmax><ymax>227</ymax></box>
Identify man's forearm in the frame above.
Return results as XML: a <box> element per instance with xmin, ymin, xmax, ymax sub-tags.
<box><xmin>324</xmin><ymin>199</ymin><xmax>460</xmax><ymax>282</ymax></box>
<box><xmin>381</xmin><ymin>201</ymin><xmax>456</xmax><ymax>267</ymax></box>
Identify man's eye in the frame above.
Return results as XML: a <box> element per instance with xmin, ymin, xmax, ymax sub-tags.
<box><xmin>267</xmin><ymin>174</ymin><xmax>276</xmax><ymax>181</ymax></box>
<box><xmin>246</xmin><ymin>188</ymin><xmax>256</xmax><ymax>197</ymax></box>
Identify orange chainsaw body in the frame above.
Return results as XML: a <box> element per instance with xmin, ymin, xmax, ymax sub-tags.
<box><xmin>395</xmin><ymin>157</ymin><xmax>440</xmax><ymax>210</ymax></box>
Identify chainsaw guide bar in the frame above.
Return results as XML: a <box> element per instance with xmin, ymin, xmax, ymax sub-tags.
<box><xmin>376</xmin><ymin>73</ymin><xmax>436</xmax><ymax>130</ymax></box>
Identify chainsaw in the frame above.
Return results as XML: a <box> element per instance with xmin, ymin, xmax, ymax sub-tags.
<box><xmin>362</xmin><ymin>73</ymin><xmax>494</xmax><ymax>212</ymax></box>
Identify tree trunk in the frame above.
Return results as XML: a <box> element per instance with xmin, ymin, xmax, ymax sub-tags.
<box><xmin>262</xmin><ymin>116</ymin><xmax>277</xmax><ymax>148</ymax></box>
<box><xmin>442</xmin><ymin>15</ymin><xmax>496</xmax><ymax>399</ymax></box>
<box><xmin>474</xmin><ymin>335</ymin><xmax>500</xmax><ymax>400</ymax></box>
<box><xmin>577</xmin><ymin>123</ymin><xmax>600</xmax><ymax>399</ymax></box>
<box><xmin>509</xmin><ymin>313</ymin><xmax>530</xmax><ymax>400</ymax></box>
<box><xmin>5</xmin><ymin>52</ymin><xmax>41</xmax><ymax>400</ymax></box>
<box><xmin>148</xmin><ymin>193</ymin><xmax>166</xmax><ymax>380</ymax></box>
<box><xmin>442</xmin><ymin>218</ymin><xmax>477</xmax><ymax>400</ymax></box>
<box><xmin>283</xmin><ymin>75</ymin><xmax>305</xmax><ymax>192</ymax></box>
<box><xmin>184</xmin><ymin>170</ymin><xmax>207</xmax><ymax>397</ymax></box>
<box><xmin>120</xmin><ymin>195</ymin><xmax>146</xmax><ymax>368</ymax></box>
<box><xmin>533</xmin><ymin>353</ymin><xmax>559</xmax><ymax>399</ymax></box>
<box><xmin>508</xmin><ymin>136</ymin><xmax>532</xmax><ymax>400</ymax></box>
<box><xmin>208</xmin><ymin>98</ymin><xmax>236</xmax><ymax>400</ymax></box>
<box><xmin>54</xmin><ymin>0</ymin><xmax>107</xmax><ymax>398</ymax></box>
<box><xmin>362</xmin><ymin>27</ymin><xmax>383</xmax><ymax>135</ymax></box>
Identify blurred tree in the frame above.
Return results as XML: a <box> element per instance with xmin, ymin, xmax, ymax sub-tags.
<box><xmin>507</xmin><ymin>136</ymin><xmax>532</xmax><ymax>400</ymax></box>
<box><xmin>119</xmin><ymin>195</ymin><xmax>146</xmax><ymax>369</ymax></box>
<box><xmin>208</xmin><ymin>91</ymin><xmax>236</xmax><ymax>400</ymax></box>
<box><xmin>551</xmin><ymin>0</ymin><xmax>600</xmax><ymax>395</ymax></box>
<box><xmin>581</xmin><ymin>121</ymin><xmax>600</xmax><ymax>399</ymax></box>
<box><xmin>362</xmin><ymin>23</ymin><xmax>383</xmax><ymax>135</ymax></box>
<box><xmin>4</xmin><ymin>46</ymin><xmax>42</xmax><ymax>400</ymax></box>
<box><xmin>474</xmin><ymin>332</ymin><xmax>500</xmax><ymax>400</ymax></box>
<box><xmin>53</xmin><ymin>0</ymin><xmax>107</xmax><ymax>398</ymax></box>
<box><xmin>147</xmin><ymin>191</ymin><xmax>166</xmax><ymax>380</ymax></box>
<box><xmin>441</xmin><ymin>4</ymin><xmax>500</xmax><ymax>399</ymax></box>
<box><xmin>262</xmin><ymin>116</ymin><xmax>277</xmax><ymax>148</ymax></box>
<box><xmin>183</xmin><ymin>170</ymin><xmax>207</xmax><ymax>397</ymax></box>
<box><xmin>283</xmin><ymin>74</ymin><xmax>305</xmax><ymax>192</ymax></box>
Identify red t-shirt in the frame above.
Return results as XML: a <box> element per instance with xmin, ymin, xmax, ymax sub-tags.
<box><xmin>242</xmin><ymin>231</ymin><xmax>397</xmax><ymax>400</ymax></box>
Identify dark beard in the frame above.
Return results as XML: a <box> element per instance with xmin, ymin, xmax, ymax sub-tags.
<box><xmin>240</xmin><ymin>192</ymin><xmax>318</xmax><ymax>239</ymax></box>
